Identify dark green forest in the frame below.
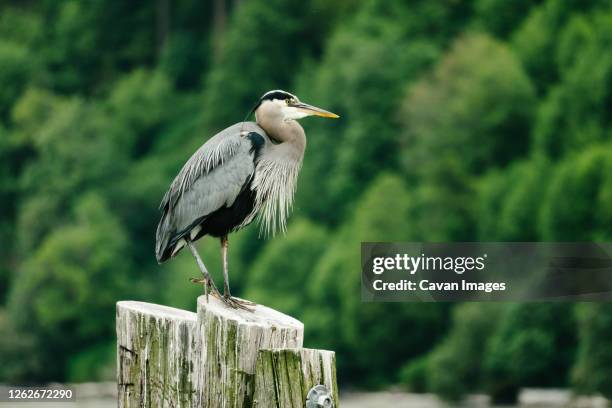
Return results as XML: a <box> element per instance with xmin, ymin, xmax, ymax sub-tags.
<box><xmin>1</xmin><ymin>0</ymin><xmax>612</xmax><ymax>402</ymax></box>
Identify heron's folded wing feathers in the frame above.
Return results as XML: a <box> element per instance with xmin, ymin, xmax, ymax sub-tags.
<box><xmin>159</xmin><ymin>122</ymin><xmax>262</xmax><ymax>211</ymax></box>
<box><xmin>171</xmin><ymin>143</ymin><xmax>255</xmax><ymax>233</ymax></box>
<box><xmin>155</xmin><ymin>122</ymin><xmax>264</xmax><ymax>261</ymax></box>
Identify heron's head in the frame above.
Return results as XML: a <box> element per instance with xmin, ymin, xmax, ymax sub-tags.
<box><xmin>253</xmin><ymin>90</ymin><xmax>339</xmax><ymax>123</ymax></box>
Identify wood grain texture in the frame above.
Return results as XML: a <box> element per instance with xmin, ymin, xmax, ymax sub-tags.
<box><xmin>116</xmin><ymin>301</ymin><xmax>197</xmax><ymax>408</ymax></box>
<box><xmin>193</xmin><ymin>296</ymin><xmax>304</xmax><ymax>407</ymax></box>
<box><xmin>253</xmin><ymin>348</ymin><xmax>338</xmax><ymax>408</ymax></box>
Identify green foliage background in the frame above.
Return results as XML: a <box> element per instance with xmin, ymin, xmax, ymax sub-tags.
<box><xmin>1</xmin><ymin>0</ymin><xmax>611</xmax><ymax>401</ymax></box>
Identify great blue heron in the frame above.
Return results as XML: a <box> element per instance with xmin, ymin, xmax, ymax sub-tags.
<box><xmin>155</xmin><ymin>90</ymin><xmax>339</xmax><ymax>309</ymax></box>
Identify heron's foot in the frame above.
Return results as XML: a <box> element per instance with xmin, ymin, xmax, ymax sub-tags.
<box><xmin>189</xmin><ymin>277</ymin><xmax>222</xmax><ymax>301</ymax></box>
<box><xmin>221</xmin><ymin>294</ymin><xmax>256</xmax><ymax>312</ymax></box>
<box><xmin>226</xmin><ymin>295</ymin><xmax>256</xmax><ymax>306</ymax></box>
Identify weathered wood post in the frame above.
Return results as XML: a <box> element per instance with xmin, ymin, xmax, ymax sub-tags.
<box><xmin>116</xmin><ymin>301</ymin><xmax>197</xmax><ymax>407</ymax></box>
<box><xmin>116</xmin><ymin>296</ymin><xmax>338</xmax><ymax>407</ymax></box>
<box><xmin>253</xmin><ymin>349</ymin><xmax>338</xmax><ymax>407</ymax></box>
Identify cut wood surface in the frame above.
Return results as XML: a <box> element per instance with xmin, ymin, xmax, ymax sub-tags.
<box><xmin>116</xmin><ymin>296</ymin><xmax>337</xmax><ymax>407</ymax></box>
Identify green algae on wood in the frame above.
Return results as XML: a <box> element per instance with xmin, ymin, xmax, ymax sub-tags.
<box><xmin>116</xmin><ymin>301</ymin><xmax>197</xmax><ymax>408</ymax></box>
<box><xmin>253</xmin><ymin>348</ymin><xmax>338</xmax><ymax>408</ymax></box>
<box><xmin>192</xmin><ymin>296</ymin><xmax>304</xmax><ymax>407</ymax></box>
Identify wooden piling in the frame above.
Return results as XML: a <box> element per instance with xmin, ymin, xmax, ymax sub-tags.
<box><xmin>116</xmin><ymin>301</ymin><xmax>197</xmax><ymax>407</ymax></box>
<box><xmin>253</xmin><ymin>348</ymin><xmax>338</xmax><ymax>407</ymax></box>
<box><xmin>116</xmin><ymin>296</ymin><xmax>338</xmax><ymax>407</ymax></box>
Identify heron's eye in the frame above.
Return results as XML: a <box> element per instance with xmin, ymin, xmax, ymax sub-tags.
<box><xmin>287</xmin><ymin>98</ymin><xmax>296</xmax><ymax>106</ymax></box>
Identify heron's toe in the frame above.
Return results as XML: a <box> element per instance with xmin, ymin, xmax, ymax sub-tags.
<box><xmin>221</xmin><ymin>296</ymin><xmax>255</xmax><ymax>312</ymax></box>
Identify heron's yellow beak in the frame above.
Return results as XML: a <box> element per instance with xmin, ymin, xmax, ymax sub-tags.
<box><xmin>295</xmin><ymin>102</ymin><xmax>340</xmax><ymax>119</ymax></box>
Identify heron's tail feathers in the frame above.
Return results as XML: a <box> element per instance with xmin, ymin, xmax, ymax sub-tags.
<box><xmin>155</xmin><ymin>213</ymin><xmax>174</xmax><ymax>263</ymax></box>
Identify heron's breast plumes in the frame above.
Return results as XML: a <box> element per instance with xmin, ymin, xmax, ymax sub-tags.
<box><xmin>251</xmin><ymin>157</ymin><xmax>302</xmax><ymax>237</ymax></box>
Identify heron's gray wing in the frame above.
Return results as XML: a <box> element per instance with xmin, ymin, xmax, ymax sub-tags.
<box><xmin>156</xmin><ymin>122</ymin><xmax>265</xmax><ymax>261</ymax></box>
<box><xmin>159</xmin><ymin>122</ymin><xmax>264</xmax><ymax>211</ymax></box>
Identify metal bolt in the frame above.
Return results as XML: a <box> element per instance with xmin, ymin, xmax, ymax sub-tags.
<box><xmin>306</xmin><ymin>385</ymin><xmax>333</xmax><ymax>408</ymax></box>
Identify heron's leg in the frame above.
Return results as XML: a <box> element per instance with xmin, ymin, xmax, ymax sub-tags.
<box><xmin>219</xmin><ymin>235</ymin><xmax>255</xmax><ymax>310</ymax></box>
<box><xmin>186</xmin><ymin>239</ymin><xmax>220</xmax><ymax>302</ymax></box>
<box><xmin>221</xmin><ymin>235</ymin><xmax>230</xmax><ymax>298</ymax></box>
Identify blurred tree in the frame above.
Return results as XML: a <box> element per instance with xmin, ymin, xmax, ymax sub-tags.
<box><xmin>409</xmin><ymin>162</ymin><xmax>476</xmax><ymax>241</ymax></box>
<box><xmin>477</xmin><ymin>168</ymin><xmax>515</xmax><ymax>241</ymax></box>
<box><xmin>474</xmin><ymin>0</ymin><xmax>543</xmax><ymax>38</ymax></box>
<box><xmin>417</xmin><ymin>303</ymin><xmax>502</xmax><ymax>401</ymax></box>
<box><xmin>534</xmin><ymin>11</ymin><xmax>612</xmax><ymax>158</ymax></box>
<box><xmin>512</xmin><ymin>0</ymin><xmax>611</xmax><ymax>94</ymax></box>
<box><xmin>200</xmin><ymin>0</ymin><xmax>345</xmax><ymax>133</ymax></box>
<box><xmin>107</xmin><ymin>69</ymin><xmax>173</xmax><ymax>156</ymax></box>
<box><xmin>511</xmin><ymin>0</ymin><xmax>568</xmax><ymax>93</ymax></box>
<box><xmin>484</xmin><ymin>304</ymin><xmax>576</xmax><ymax>402</ymax></box>
<box><xmin>0</xmin><ymin>6</ymin><xmax>42</xmax><ymax>122</ymax></box>
<box><xmin>66</xmin><ymin>340</ymin><xmax>115</xmax><ymax>382</ymax></box>
<box><xmin>572</xmin><ymin>303</ymin><xmax>612</xmax><ymax>398</ymax></box>
<box><xmin>6</xmin><ymin>194</ymin><xmax>131</xmax><ymax>381</ymax></box>
<box><xmin>0</xmin><ymin>6</ymin><xmax>42</xmax><ymax>47</ymax></box>
<box><xmin>0</xmin><ymin>309</ymin><xmax>43</xmax><ymax>383</ymax></box>
<box><xmin>10</xmin><ymin>88</ymin><xmax>60</xmax><ymax>137</ymax></box>
<box><xmin>315</xmin><ymin>0</ymin><xmax>476</xmax><ymax>205</ymax></box>
<box><xmin>307</xmin><ymin>174</ymin><xmax>449</xmax><ymax>387</ymax></box>
<box><xmin>399</xmin><ymin>355</ymin><xmax>428</xmax><ymax>393</ymax></box>
<box><xmin>296</xmin><ymin>37</ymin><xmax>438</xmax><ymax>226</ymax></box>
<box><xmin>399</xmin><ymin>33</ymin><xmax>535</xmax><ymax>241</ymax></box>
<box><xmin>159</xmin><ymin>32</ymin><xmax>208</xmax><ymax>90</ymax></box>
<box><xmin>245</xmin><ymin>219</ymin><xmax>327</xmax><ymax>317</ymax></box>
<box><xmin>113</xmin><ymin>152</ymin><xmax>188</xmax><ymax>276</ymax></box>
<box><xmin>17</xmin><ymin>98</ymin><xmax>129</xmax><ymax>252</ymax></box>
<box><xmin>400</xmin><ymin>33</ymin><xmax>536</xmax><ymax>178</ymax></box>
<box><xmin>0</xmin><ymin>40</ymin><xmax>35</xmax><ymax>121</ymax></box>
<box><xmin>229</xmin><ymin>225</ymin><xmax>269</xmax><ymax>293</ymax></box>
<box><xmin>37</xmin><ymin>1</ymin><xmax>157</xmax><ymax>93</ymax></box>
<box><xmin>295</xmin><ymin>1</ymin><xmax>446</xmax><ymax>225</ymax></box>
<box><xmin>478</xmin><ymin>158</ymin><xmax>552</xmax><ymax>241</ymax></box>
<box><xmin>0</xmin><ymin>125</ymin><xmax>33</xmax><ymax>304</ymax></box>
<box><xmin>541</xmin><ymin>146</ymin><xmax>612</xmax><ymax>241</ymax></box>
